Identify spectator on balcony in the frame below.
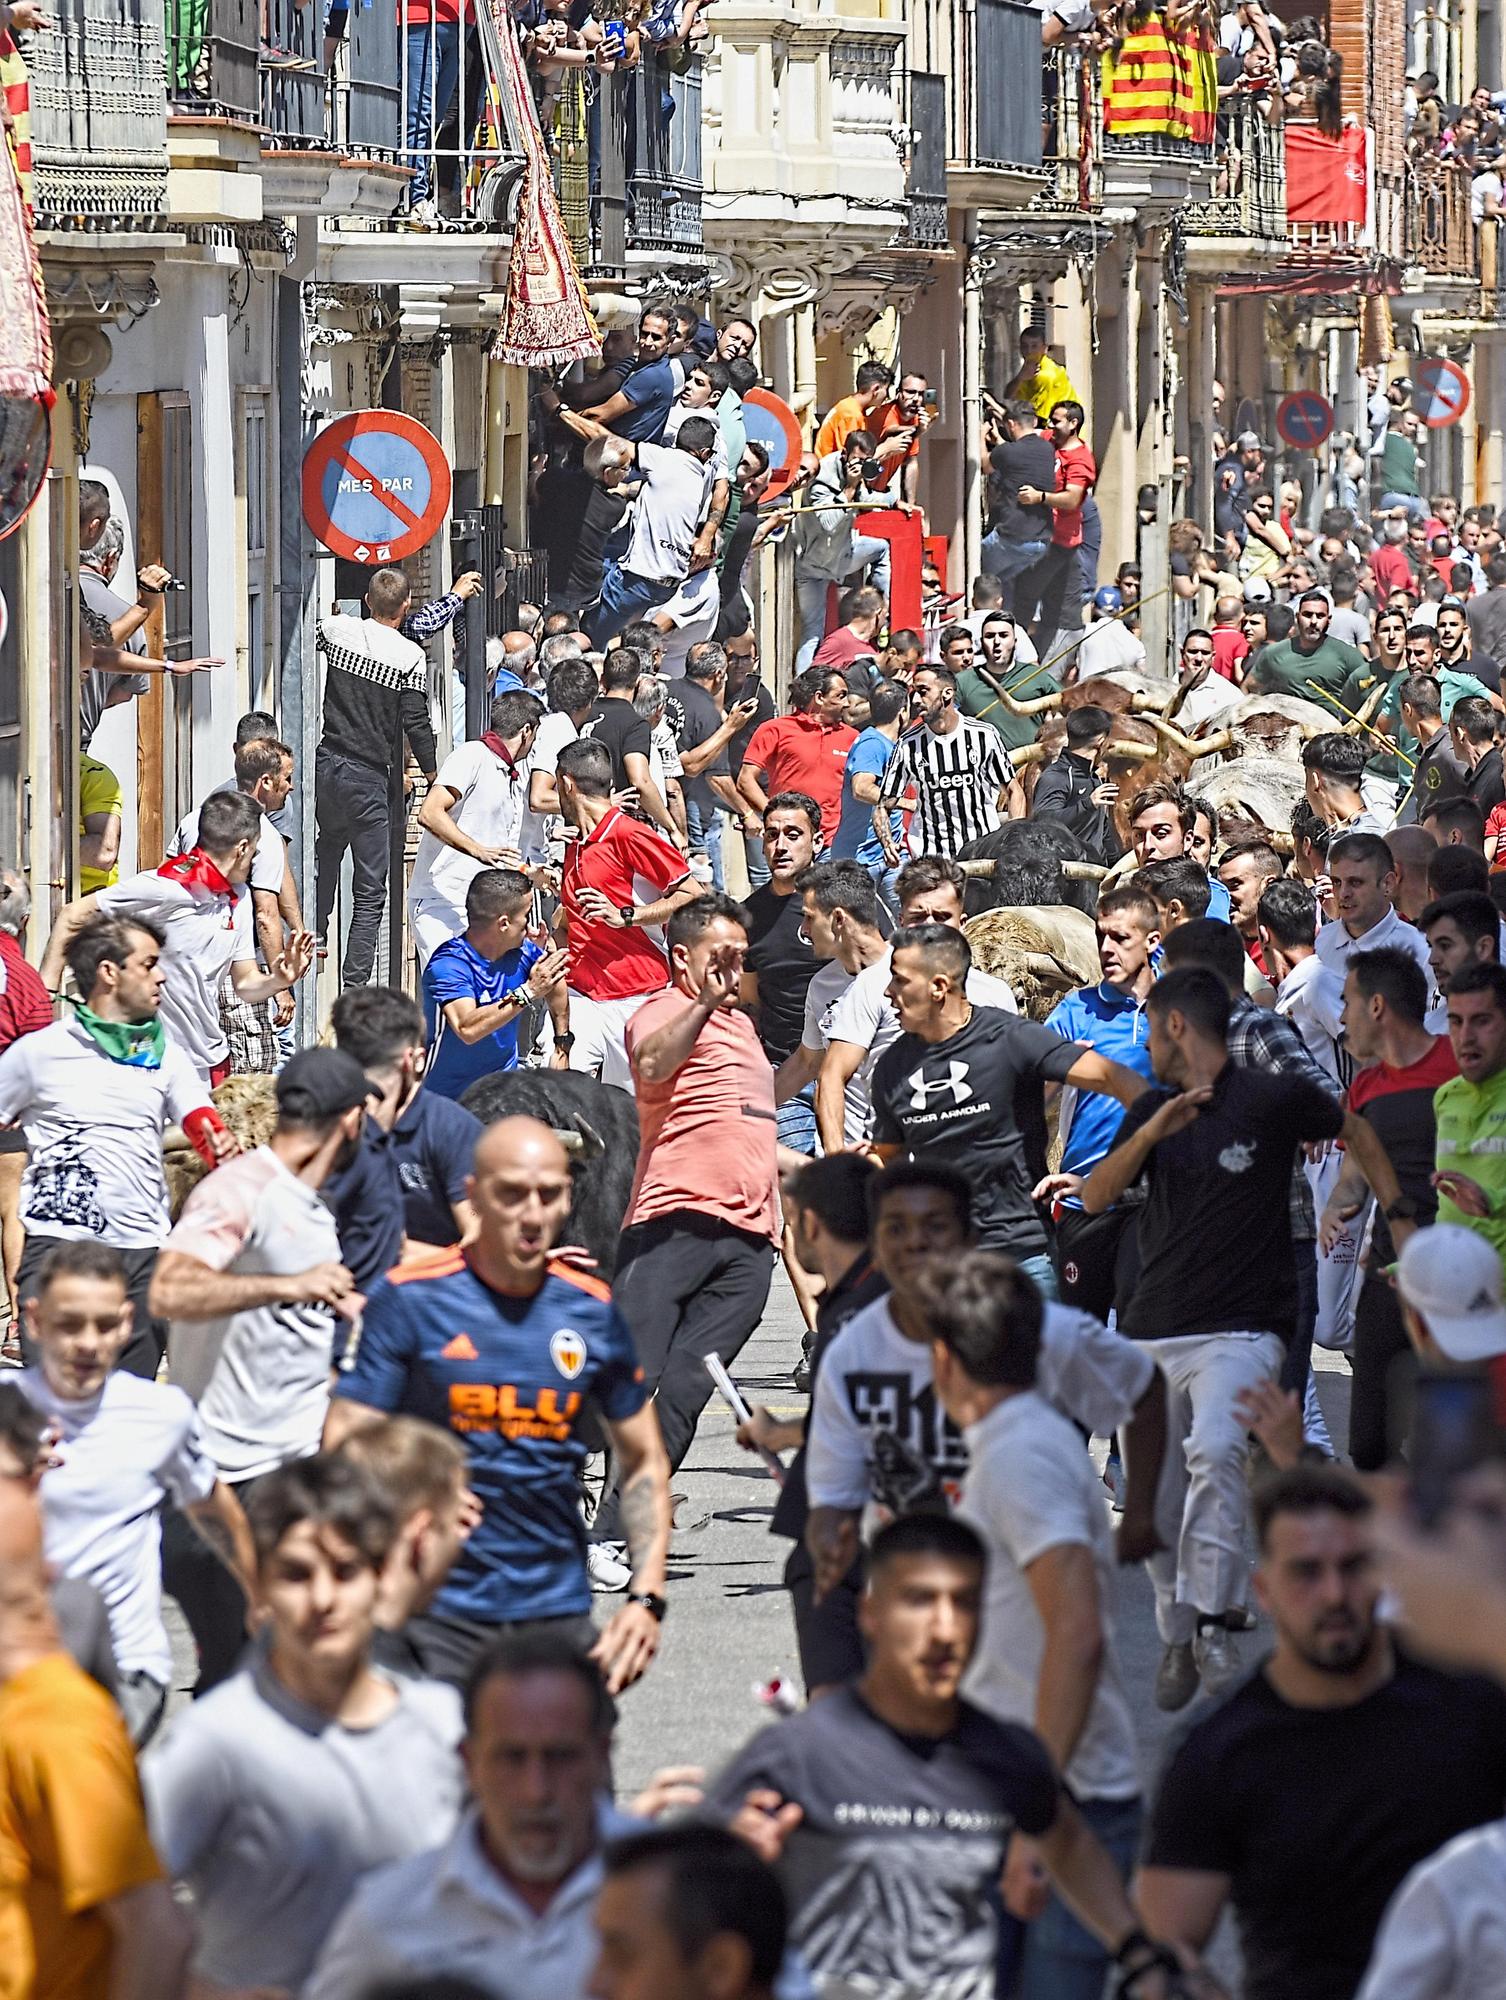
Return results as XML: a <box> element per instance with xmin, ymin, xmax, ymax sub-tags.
<box><xmin>814</xmin><ymin>362</ymin><xmax>895</xmax><ymax>462</ymax></box>
<box><xmin>579</xmin><ymin>304</ymin><xmax>679</xmax><ymax>445</ymax></box>
<box><xmin>1407</xmin><ymin>69</ymin><xmax>1447</xmax><ymax>150</ymax></box>
<box><xmin>1472</xmin><ymin>151</ymin><xmax>1504</xmax><ymax>225</ymax></box>
<box><xmin>866</xmin><ymin>373</ymin><xmax>932</xmax><ymax>507</ymax></box>
<box><xmin>791</xmin><ymin>436</ymin><xmax>895</xmax><ymax>674</ymax></box>
<box><xmin>980</xmin><ymin>399</ymin><xmax>1056</xmax><ymax>608</ymax></box>
<box><xmin>402</xmin><ymin>0</ymin><xmax>476</xmax><ymax>229</ymax></box>
<box><xmin>1004</xmin><ymin>326</ymin><xmax>1078</xmax><ymax>423</ymax></box>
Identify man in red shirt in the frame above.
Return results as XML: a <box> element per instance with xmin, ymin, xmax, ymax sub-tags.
<box><xmin>556</xmin><ymin>738</ymin><xmax>703</xmax><ymax>1091</ymax></box>
<box><xmin>1371</xmin><ymin>516</ymin><xmax>1418</xmax><ymax>601</ymax></box>
<box><xmin>737</xmin><ymin>667</ymin><xmax>857</xmax><ymax>848</ymax></box>
<box><xmin>1014</xmin><ymin>399</ymin><xmax>1097</xmax><ymax>655</ymax></box>
<box><xmin>812</xmin><ymin>584</ymin><xmax>885</xmax><ymax>676</ymax></box>
<box><xmin>866</xmin><ymin>371</ymin><xmax>931</xmax><ymax>505</ymax></box>
<box><xmin>1210</xmin><ymin>595</ymin><xmax>1250</xmax><ymax>683</ymax></box>
<box><xmin>589</xmin><ymin>893</ymin><xmax>779</xmax><ymax>1558</ymax></box>
<box><xmin>0</xmin><ymin>872</ymin><xmax>53</xmax><ymax>1330</ymax></box>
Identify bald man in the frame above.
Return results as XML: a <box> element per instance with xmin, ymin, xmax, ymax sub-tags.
<box><xmin>1388</xmin><ymin>823</ymin><xmax>1438</xmax><ymax>923</ymax></box>
<box><xmin>325</xmin><ymin>1116</ymin><xmax>671</xmax><ymax>1691</ymax></box>
<box><xmin>0</xmin><ymin>1481</ymin><xmax>192</xmax><ymax>2000</ymax></box>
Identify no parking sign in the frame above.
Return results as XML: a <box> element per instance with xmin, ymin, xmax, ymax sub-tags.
<box><xmin>301</xmin><ymin>411</ymin><xmax>452</xmax><ymax>563</ymax></box>
<box><xmin>1275</xmin><ymin>392</ymin><xmax>1334</xmax><ymax>451</ymax></box>
<box><xmin>1413</xmin><ymin>358</ymin><xmax>1471</xmax><ymax>430</ymax></box>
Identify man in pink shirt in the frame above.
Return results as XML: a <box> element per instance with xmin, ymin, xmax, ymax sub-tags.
<box><xmin>590</xmin><ymin>895</ymin><xmax>778</xmax><ymax>1557</ymax></box>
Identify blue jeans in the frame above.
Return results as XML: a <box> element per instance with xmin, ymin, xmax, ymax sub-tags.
<box><xmin>1380</xmin><ymin>491</ymin><xmax>1427</xmax><ymax>522</ymax></box>
<box><xmin>864</xmin><ymin>854</ymin><xmax>902</xmax><ymax>918</ymax></box>
<box><xmin>581</xmin><ymin>561</ymin><xmax>675</xmax><ymax>649</ymax></box>
<box><xmin>979</xmin><ymin>532</ymin><xmax>1048</xmax><ymax>610</ymax></box>
<box><xmin>744</xmin><ymin>827</ymin><xmax>770</xmax><ymax>888</ymax></box>
<box><xmin>1017</xmin><ymin>1251</ymin><xmax>1059</xmax><ymax>1301</ymax></box>
<box><xmin>794</xmin><ymin>537</ymin><xmax>893</xmax><ymax>672</ymax></box>
<box><xmin>404</xmin><ymin>20</ymin><xmax>461</xmax><ymax>204</ymax></box>
<box><xmin>686</xmin><ymin>799</ymin><xmax>725</xmax><ymax>890</ymax></box>
<box><xmin>777</xmin><ymin>1085</ymin><xmax>818</xmax><ymax>1156</ymax></box>
<box><xmin>1014</xmin><ymin>1795</ymin><xmax>1143</xmax><ymax>2000</ymax></box>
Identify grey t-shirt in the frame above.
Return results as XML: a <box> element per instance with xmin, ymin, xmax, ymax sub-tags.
<box><xmin>143</xmin><ymin>1658</ymin><xmax>464</xmax><ymax>1989</ymax></box>
<box><xmin>78</xmin><ymin>570</ymin><xmax>151</xmax><ymax>747</ymax></box>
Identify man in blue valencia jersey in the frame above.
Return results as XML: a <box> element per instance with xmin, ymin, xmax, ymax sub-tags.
<box><xmin>1040</xmin><ymin>885</ymin><xmax>1160</xmax><ymax>1323</ymax></box>
<box><xmin>324</xmin><ymin>1116</ymin><xmax>671</xmax><ymax>1693</ymax></box>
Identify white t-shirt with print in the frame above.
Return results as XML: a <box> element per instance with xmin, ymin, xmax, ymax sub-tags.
<box><xmin>95</xmin><ymin>871</ymin><xmax>256</xmax><ymax>1079</ymax></box>
<box><xmin>519</xmin><ymin>711</ymin><xmax>580</xmax><ymax>865</ymax></box>
<box><xmin>805</xmin><ymin>1292</ymin><xmax>1154</xmax><ymax>1510</ymax></box>
<box><xmin>407</xmin><ymin>740</ymin><xmax>528</xmax><ymax>921</ymax></box>
<box><xmin>960</xmin><ymin>1390</ymin><xmax>1141</xmax><ymax>1802</ymax></box>
<box><xmin>0</xmin><ymin>1019</ymin><xmax>210</xmax><ymax>1247</ymax></box>
<box><xmin>169</xmin><ymin>802</ymin><xmax>285</xmax><ymax>897</ymax></box>
<box><xmin>823</xmin><ymin>949</ymin><xmax>1019</xmax><ymax>1140</ymax></box>
<box><xmin>22</xmin><ymin>1367</ymin><xmax>217</xmax><ymax>1683</ymax></box>
<box><xmin>164</xmin><ymin>1147</ymin><xmax>345</xmax><ymax>1482</ymax></box>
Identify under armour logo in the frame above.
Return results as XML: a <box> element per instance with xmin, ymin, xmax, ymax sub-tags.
<box><xmin>908</xmin><ymin>1061</ymin><xmax>973</xmax><ymax>1110</ymax></box>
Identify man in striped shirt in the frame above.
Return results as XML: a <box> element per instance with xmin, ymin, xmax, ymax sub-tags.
<box><xmin>876</xmin><ymin>661</ymin><xmax>1024</xmax><ymax>860</ymax></box>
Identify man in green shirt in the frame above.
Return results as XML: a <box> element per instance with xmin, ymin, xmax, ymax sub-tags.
<box><xmin>1435</xmin><ymin>960</ymin><xmax>1506</xmax><ymax>1264</ymax></box>
<box><xmin>1378</xmin><ymin>411</ymin><xmax>1426</xmax><ymax>521</ymax></box>
<box><xmin>954</xmin><ymin>612</ymin><xmax>1058</xmax><ymax>755</ymax></box>
<box><xmin>1246</xmin><ymin>591</ymin><xmax>1366</xmax><ymax>705</ymax></box>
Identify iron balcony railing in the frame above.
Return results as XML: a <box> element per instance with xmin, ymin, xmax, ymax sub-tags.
<box><xmin>26</xmin><ymin>0</ymin><xmax>170</xmax><ymax>227</ymax></box>
<box><xmin>1406</xmin><ymin>158</ymin><xmax>1477</xmax><ymax>279</ymax></box>
<box><xmin>905</xmin><ymin>69</ymin><xmax>949</xmax><ymax>249</ymax></box>
<box><xmin>166</xmin><ymin>0</ymin><xmax>258</xmax><ymax>122</ymax></box>
<box><xmin>1184</xmin><ymin>95</ymin><xmax>1285</xmax><ymax>240</ymax></box>
<box><xmin>559</xmin><ymin>51</ymin><xmax>703</xmax><ymax>279</ymax></box>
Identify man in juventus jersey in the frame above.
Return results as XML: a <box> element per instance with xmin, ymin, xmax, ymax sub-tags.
<box><xmin>877</xmin><ymin>660</ymin><xmax>1025</xmax><ymax>858</ymax></box>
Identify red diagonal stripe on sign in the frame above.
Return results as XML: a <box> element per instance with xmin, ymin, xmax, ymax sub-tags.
<box><xmin>332</xmin><ymin>444</ymin><xmax>426</xmax><ymax>536</ymax></box>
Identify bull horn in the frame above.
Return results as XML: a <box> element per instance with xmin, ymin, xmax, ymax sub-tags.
<box><xmin>1023</xmin><ymin>950</ymin><xmax>1081</xmax><ymax>981</ymax></box>
<box><xmin>551</xmin><ymin>1128</ymin><xmax>584</xmax><ymax>1155</ymax></box>
<box><xmin>1060</xmin><ymin>860</ymin><xmax>1110</xmax><ymax>881</ymax></box>
<box><xmin>957</xmin><ymin>859</ymin><xmax>999</xmax><ymax>878</ymax></box>
<box><xmin>973</xmin><ymin>665</ymin><xmax>1063</xmax><ymax>717</ymax></box>
<box><xmin>1103</xmin><ymin>741</ymin><xmax>1157</xmax><ymax>762</ymax></box>
<box><xmin>1011</xmin><ymin>742</ymin><xmax>1047</xmax><ymax>766</ymax></box>
<box><xmin>1148</xmin><ymin>716</ymin><xmax>1202</xmax><ymax>757</ymax></box>
<box><xmin>1130</xmin><ymin>692</ymin><xmax>1174</xmax><ymax>714</ymax></box>
<box><xmin>1187</xmin><ymin>729</ymin><xmax>1235</xmax><ymax>759</ymax></box>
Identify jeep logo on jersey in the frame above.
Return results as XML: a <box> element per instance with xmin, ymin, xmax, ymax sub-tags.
<box><xmin>908</xmin><ymin>1061</ymin><xmax>973</xmax><ymax>1111</ymax></box>
<box><xmin>551</xmin><ymin>1329</ymin><xmax>588</xmax><ymax>1379</ymax></box>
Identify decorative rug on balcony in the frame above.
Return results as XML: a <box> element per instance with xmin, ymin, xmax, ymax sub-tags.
<box><xmin>1102</xmin><ymin>17</ymin><xmax>1216</xmax><ymax>147</ymax></box>
<box><xmin>481</xmin><ymin>4</ymin><xmax>599</xmax><ymax>368</ymax></box>
<box><xmin>0</xmin><ymin>34</ymin><xmax>52</xmax><ymax>399</ymax></box>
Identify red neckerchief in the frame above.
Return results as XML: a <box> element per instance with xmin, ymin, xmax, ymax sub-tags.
<box><xmin>157</xmin><ymin>848</ymin><xmax>234</xmax><ymax>900</ymax></box>
<box><xmin>481</xmin><ymin>731</ymin><xmax>520</xmax><ymax>774</ymax></box>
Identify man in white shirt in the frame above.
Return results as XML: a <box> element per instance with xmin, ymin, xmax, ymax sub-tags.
<box><xmin>519</xmin><ymin>658</ymin><xmax>600</xmax><ymax>874</ymax></box>
<box><xmin>20</xmin><ymin>1239</ymin><xmax>255</xmax><ymax>1745</ymax></box>
<box><xmin>927</xmin><ymin>1248</ymin><xmax>1143</xmax><ymax>2000</ymax></box>
<box><xmin>1313</xmin><ymin>830</ymin><xmax>1444</xmax><ymax>1039</ymax></box>
<box><xmin>1076</xmin><ymin>587</ymin><xmax>1147</xmax><ymax>680</ymax></box>
<box><xmin>776</xmin><ymin>863</ymin><xmax>890</xmax><ymax>1138</ymax></box>
<box><xmin>568</xmin><ymin>417</ymin><xmax>719</xmax><ymax>650</ymax></box>
<box><xmin>1170</xmin><ymin>630</ymin><xmax>1242</xmax><ymax>732</ymax></box>
<box><xmin>408</xmin><ymin>689</ymin><xmax>545</xmax><ymax>966</ymax></box>
<box><xmin>308</xmin><ymin>1634</ymin><xmax>634</xmax><ymax>2000</ymax></box>
<box><xmin>42</xmin><ymin>789</ymin><xmax>315</xmax><ymax>1083</ymax></box>
<box><xmin>146</xmin><ymin>1047</ymin><xmax>370</xmax><ymax>1687</ymax></box>
<box><xmin>2</xmin><ymin>914</ymin><xmax>230</xmax><ymax>1378</ymax></box>
<box><xmin>816</xmin><ymin>855</ymin><xmax>1017</xmax><ymax>1150</ymax></box>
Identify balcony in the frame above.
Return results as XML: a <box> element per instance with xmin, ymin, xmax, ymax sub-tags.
<box><xmin>562</xmin><ymin>53</ymin><xmax>703</xmax><ymax>281</ymax></box>
<box><xmin>1184</xmin><ymin>96</ymin><xmax>1285</xmax><ymax>254</ymax></box>
<box><xmin>905</xmin><ymin>69</ymin><xmax>950</xmax><ymax>252</ymax></box>
<box><xmin>1404</xmin><ymin>158</ymin><xmax>1477</xmax><ymax>286</ymax></box>
<box><xmin>166</xmin><ymin>0</ymin><xmax>258</xmax><ymax>127</ymax></box>
<box><xmin>947</xmin><ymin>0</ymin><xmax>1043</xmax><ymax>204</ymax></box>
<box><xmin>26</xmin><ymin>0</ymin><xmax>171</xmax><ymax>231</ymax></box>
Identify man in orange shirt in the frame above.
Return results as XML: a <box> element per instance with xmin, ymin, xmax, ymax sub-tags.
<box><xmin>813</xmin><ymin>361</ymin><xmax>894</xmax><ymax>460</ymax></box>
<box><xmin>0</xmin><ymin>1480</ymin><xmax>190</xmax><ymax>2000</ymax></box>
<box><xmin>865</xmin><ymin>371</ymin><xmax>931</xmax><ymax>505</ymax></box>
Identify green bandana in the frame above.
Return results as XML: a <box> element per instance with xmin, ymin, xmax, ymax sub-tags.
<box><xmin>72</xmin><ymin>1002</ymin><xmax>167</xmax><ymax>1070</ymax></box>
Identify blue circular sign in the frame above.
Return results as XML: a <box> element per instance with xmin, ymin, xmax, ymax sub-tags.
<box><xmin>301</xmin><ymin>411</ymin><xmax>452</xmax><ymax>563</ymax></box>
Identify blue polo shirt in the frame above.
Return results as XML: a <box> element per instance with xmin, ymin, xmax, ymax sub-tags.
<box><xmin>338</xmin><ymin>1253</ymin><xmax>647</xmax><ymax>1622</ymax></box>
<box><xmin>1207</xmin><ymin>877</ymin><xmax>1233</xmax><ymax>923</ymax></box>
<box><xmin>423</xmin><ymin>935</ymin><xmax>544</xmax><ymax>1101</ymax></box>
<box><xmin>832</xmin><ymin>726</ymin><xmax>903</xmax><ymax>866</ymax></box>
<box><xmin>1045</xmin><ymin>981</ymin><xmax>1157</xmax><ymax>1208</ymax></box>
<box><xmin>614</xmin><ymin>357</ymin><xmax>677</xmax><ymax>444</ymax></box>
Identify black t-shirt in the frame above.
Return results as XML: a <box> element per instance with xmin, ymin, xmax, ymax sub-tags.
<box><xmin>1115</xmin><ymin>1063</ymin><xmax>1344</xmax><ymax>1340</ymax></box>
<box><xmin>1346</xmin><ymin>1038</ymin><xmax>1457</xmax><ymax>1265</ymax></box>
<box><xmin>674</xmin><ymin>678</ymin><xmax>728</xmax><ymax>816</ymax></box>
<box><xmin>986</xmin><ymin>434</ymin><xmax>1056</xmax><ymax>542</ymax></box>
<box><xmin>871</xmin><ymin>1010</ymin><xmax>1080</xmax><ymax>1254</ymax></box>
<box><xmin>708</xmin><ymin>1686</ymin><xmax>1059</xmax><ymax>2000</ymax></box>
<box><xmin>1466</xmin><ymin>744</ymin><xmax>1506</xmax><ymax>815</ymax></box>
<box><xmin>1146</xmin><ymin>1654</ymin><xmax>1506</xmax><ymax>2000</ymax></box>
<box><xmin>744</xmin><ymin>884</ymin><xmax>819</xmax><ymax>1064</ymax></box>
<box><xmin>1462</xmin><ymin>648</ymin><xmax>1501</xmax><ymax>693</ymax></box>
<box><xmin>726</xmin><ymin>673</ymin><xmax>775</xmax><ymax>773</ymax></box>
<box><xmin>582</xmin><ymin>696</ymin><xmax>652</xmax><ymax>790</ymax></box>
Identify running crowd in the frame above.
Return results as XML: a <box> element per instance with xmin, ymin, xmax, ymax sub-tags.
<box><xmin>13</xmin><ymin>330</ymin><xmax>1506</xmax><ymax>2000</ymax></box>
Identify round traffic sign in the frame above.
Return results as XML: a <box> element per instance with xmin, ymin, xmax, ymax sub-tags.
<box><xmin>741</xmin><ymin>388</ymin><xmax>804</xmax><ymax>504</ymax></box>
<box><xmin>301</xmin><ymin>411</ymin><xmax>452</xmax><ymax>564</ymax></box>
<box><xmin>1413</xmin><ymin>358</ymin><xmax>1471</xmax><ymax>430</ymax></box>
<box><xmin>1275</xmin><ymin>391</ymin><xmax>1334</xmax><ymax>451</ymax></box>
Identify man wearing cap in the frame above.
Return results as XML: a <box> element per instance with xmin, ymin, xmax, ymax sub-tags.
<box><xmin>1077</xmin><ymin>587</ymin><xmax>1146</xmax><ymax>678</ymax></box>
<box><xmin>1396</xmin><ymin>1222</ymin><xmax>1506</xmax><ymax>1370</ymax></box>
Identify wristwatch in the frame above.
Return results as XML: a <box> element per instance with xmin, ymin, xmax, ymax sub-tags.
<box><xmin>617</xmin><ymin>904</ymin><xmax>635</xmax><ymax>928</ymax></box>
<box><xmin>626</xmin><ymin>1590</ymin><xmax>667</xmax><ymax>1621</ymax></box>
<box><xmin>554</xmin><ymin>1032</ymin><xmax>576</xmax><ymax>1052</ymax></box>
<box><xmin>1385</xmin><ymin>1196</ymin><xmax>1422</xmax><ymax>1222</ymax></box>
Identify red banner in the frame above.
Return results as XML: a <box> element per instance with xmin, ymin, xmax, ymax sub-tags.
<box><xmin>1286</xmin><ymin>124</ymin><xmax>1368</xmax><ymax>227</ymax></box>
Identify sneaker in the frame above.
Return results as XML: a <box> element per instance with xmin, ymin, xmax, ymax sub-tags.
<box><xmin>1194</xmin><ymin>1622</ymin><xmax>1241</xmax><ymax>1694</ymax></box>
<box><xmin>587</xmin><ymin>1541</ymin><xmax>630</xmax><ymax>1593</ymax></box>
<box><xmin>1155</xmin><ymin>1641</ymin><xmax>1199</xmax><ymax>1712</ymax></box>
<box><xmin>407</xmin><ymin>197</ymin><xmax>441</xmax><ymax>230</ymax></box>
<box><xmin>1102</xmin><ymin>1450</ymin><xmax>1125</xmax><ymax>1513</ymax></box>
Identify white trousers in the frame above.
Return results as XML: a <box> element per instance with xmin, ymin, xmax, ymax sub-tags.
<box><xmin>565</xmin><ymin>988</ymin><xmax>656</xmax><ymax>1092</ymax></box>
<box><xmin>408</xmin><ymin>896</ymin><xmax>466</xmax><ymax>969</ymax></box>
<box><xmin>1143</xmin><ymin>1330</ymin><xmax>1285</xmax><ymax>1645</ymax></box>
<box><xmin>1307</xmin><ymin>1149</ymin><xmax>1368</xmax><ymax>1352</ymax></box>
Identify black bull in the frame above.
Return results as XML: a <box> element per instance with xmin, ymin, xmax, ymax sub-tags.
<box><xmin>460</xmin><ymin>1067</ymin><xmax>639</xmax><ymax>1270</ymax></box>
